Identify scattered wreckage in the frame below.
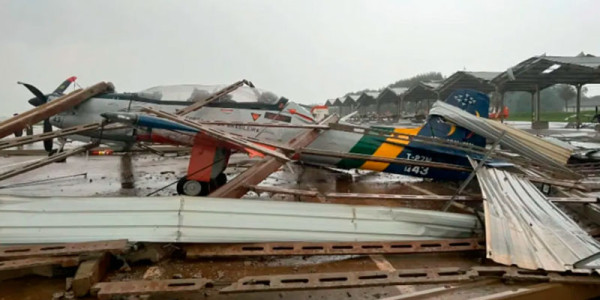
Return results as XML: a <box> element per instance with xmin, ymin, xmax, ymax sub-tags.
<box><xmin>1</xmin><ymin>78</ymin><xmax>600</xmax><ymax>299</ymax></box>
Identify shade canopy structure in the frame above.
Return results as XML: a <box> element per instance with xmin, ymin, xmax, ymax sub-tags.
<box><xmin>491</xmin><ymin>54</ymin><xmax>600</xmax><ymax>126</ymax></box>
<box><xmin>356</xmin><ymin>91</ymin><xmax>380</xmax><ymax>117</ymax></box>
<box><xmin>344</xmin><ymin>94</ymin><xmax>360</xmax><ymax>105</ymax></box>
<box><xmin>339</xmin><ymin>95</ymin><xmax>360</xmax><ymax>116</ymax></box>
<box><xmin>377</xmin><ymin>87</ymin><xmax>408</xmax><ymax>103</ymax></box>
<box><xmin>376</xmin><ymin>87</ymin><xmax>408</xmax><ymax>117</ymax></box>
<box><xmin>492</xmin><ymin>55</ymin><xmax>600</xmax><ymax>93</ymax></box>
<box><xmin>437</xmin><ymin>71</ymin><xmax>500</xmax><ymax>100</ymax></box>
<box><xmin>403</xmin><ymin>81</ymin><xmax>440</xmax><ymax>102</ymax></box>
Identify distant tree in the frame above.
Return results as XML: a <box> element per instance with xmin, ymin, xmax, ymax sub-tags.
<box><xmin>557</xmin><ymin>84</ymin><xmax>576</xmax><ymax>112</ymax></box>
<box><xmin>555</xmin><ymin>84</ymin><xmax>589</xmax><ymax>112</ymax></box>
<box><xmin>388</xmin><ymin>72</ymin><xmax>444</xmax><ymax>88</ymax></box>
<box><xmin>344</xmin><ymin>88</ymin><xmax>379</xmax><ymax>97</ymax></box>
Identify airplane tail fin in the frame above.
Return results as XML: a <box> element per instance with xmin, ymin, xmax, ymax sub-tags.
<box><xmin>417</xmin><ymin>89</ymin><xmax>489</xmax><ymax>147</ymax></box>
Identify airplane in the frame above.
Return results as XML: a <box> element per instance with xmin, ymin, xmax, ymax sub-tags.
<box><xmin>18</xmin><ymin>77</ymin><xmax>491</xmax><ymax>196</ymax></box>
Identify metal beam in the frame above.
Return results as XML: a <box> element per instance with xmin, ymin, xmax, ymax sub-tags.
<box><xmin>185</xmin><ymin>238</ymin><xmax>485</xmax><ymax>258</ymax></box>
<box><xmin>176</xmin><ymin>79</ymin><xmax>253</xmax><ymax>116</ymax></box>
<box><xmin>91</xmin><ymin>279</ymin><xmax>212</xmax><ymax>300</ymax></box>
<box><xmin>299</xmin><ymin>148</ymin><xmax>471</xmax><ymax>172</ymax></box>
<box><xmin>0</xmin><ymin>142</ymin><xmax>97</xmax><ymax>181</ymax></box>
<box><xmin>0</xmin><ymin>240</ymin><xmax>128</xmax><ymax>259</ymax></box>
<box><xmin>210</xmin><ymin>114</ymin><xmax>339</xmax><ymax>198</ymax></box>
<box><xmin>248</xmin><ymin>185</ymin><xmax>595</xmax><ymax>204</ymax></box>
<box><xmin>471</xmin><ymin>283</ymin><xmax>600</xmax><ymax>300</ymax></box>
<box><xmin>220</xmin><ymin>266</ymin><xmax>600</xmax><ymax>293</ymax></box>
<box><xmin>144</xmin><ymin>108</ymin><xmax>290</xmax><ymax>161</ymax></box>
<box><xmin>0</xmin><ymin>122</ymin><xmax>102</xmax><ymax>150</ymax></box>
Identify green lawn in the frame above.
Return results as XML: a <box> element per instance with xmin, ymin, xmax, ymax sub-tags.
<box><xmin>507</xmin><ymin>111</ymin><xmax>597</xmax><ymax>122</ymax></box>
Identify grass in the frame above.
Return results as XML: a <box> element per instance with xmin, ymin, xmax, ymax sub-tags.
<box><xmin>507</xmin><ymin>111</ymin><xmax>597</xmax><ymax>122</ymax></box>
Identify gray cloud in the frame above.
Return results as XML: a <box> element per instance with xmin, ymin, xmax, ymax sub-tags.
<box><xmin>1</xmin><ymin>0</ymin><xmax>599</xmax><ymax>114</ymax></box>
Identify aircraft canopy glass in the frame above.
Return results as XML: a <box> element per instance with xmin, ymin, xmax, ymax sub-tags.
<box><xmin>137</xmin><ymin>84</ymin><xmax>282</xmax><ymax>104</ymax></box>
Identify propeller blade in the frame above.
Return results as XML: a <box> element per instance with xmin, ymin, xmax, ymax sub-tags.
<box><xmin>18</xmin><ymin>81</ymin><xmax>47</xmax><ymax>103</ymax></box>
<box><xmin>43</xmin><ymin>119</ymin><xmax>53</xmax><ymax>153</ymax></box>
<box><xmin>52</xmin><ymin>76</ymin><xmax>77</xmax><ymax>94</ymax></box>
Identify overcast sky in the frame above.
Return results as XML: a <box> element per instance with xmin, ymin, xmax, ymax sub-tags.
<box><xmin>1</xmin><ymin>0</ymin><xmax>599</xmax><ymax>113</ymax></box>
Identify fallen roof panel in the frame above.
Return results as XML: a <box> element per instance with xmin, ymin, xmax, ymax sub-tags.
<box><xmin>429</xmin><ymin>100</ymin><xmax>573</xmax><ymax>171</ymax></box>
<box><xmin>475</xmin><ymin>167</ymin><xmax>600</xmax><ymax>272</ymax></box>
<box><xmin>0</xmin><ymin>196</ymin><xmax>480</xmax><ymax>244</ymax></box>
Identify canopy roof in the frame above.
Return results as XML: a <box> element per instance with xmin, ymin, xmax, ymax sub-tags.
<box><xmin>356</xmin><ymin>91</ymin><xmax>380</xmax><ymax>105</ymax></box>
<box><xmin>492</xmin><ymin>54</ymin><xmax>600</xmax><ymax>93</ymax></box>
<box><xmin>404</xmin><ymin>81</ymin><xmax>440</xmax><ymax>102</ymax></box>
<box><xmin>377</xmin><ymin>87</ymin><xmax>409</xmax><ymax>103</ymax></box>
<box><xmin>437</xmin><ymin>71</ymin><xmax>500</xmax><ymax>100</ymax></box>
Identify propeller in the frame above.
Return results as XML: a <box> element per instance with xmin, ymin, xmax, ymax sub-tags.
<box><xmin>19</xmin><ymin>76</ymin><xmax>77</xmax><ymax>153</ymax></box>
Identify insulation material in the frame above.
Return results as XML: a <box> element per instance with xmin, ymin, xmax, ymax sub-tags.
<box><xmin>476</xmin><ymin>166</ymin><xmax>600</xmax><ymax>272</ymax></box>
<box><xmin>429</xmin><ymin>101</ymin><xmax>572</xmax><ymax>169</ymax></box>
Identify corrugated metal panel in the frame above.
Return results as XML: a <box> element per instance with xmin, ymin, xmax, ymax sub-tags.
<box><xmin>430</xmin><ymin>101</ymin><xmax>573</xmax><ymax>169</ymax></box>
<box><xmin>476</xmin><ymin>167</ymin><xmax>600</xmax><ymax>272</ymax></box>
<box><xmin>0</xmin><ymin>196</ymin><xmax>480</xmax><ymax>244</ymax></box>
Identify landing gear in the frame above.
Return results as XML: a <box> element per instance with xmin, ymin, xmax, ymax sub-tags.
<box><xmin>177</xmin><ymin>178</ymin><xmax>209</xmax><ymax>196</ymax></box>
<box><xmin>176</xmin><ymin>173</ymin><xmax>227</xmax><ymax>196</ymax></box>
<box><xmin>215</xmin><ymin>172</ymin><xmax>227</xmax><ymax>187</ymax></box>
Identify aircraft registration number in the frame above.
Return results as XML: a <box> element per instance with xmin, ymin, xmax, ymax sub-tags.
<box><xmin>403</xmin><ymin>153</ymin><xmax>432</xmax><ymax>176</ymax></box>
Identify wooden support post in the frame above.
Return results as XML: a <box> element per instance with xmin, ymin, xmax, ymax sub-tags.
<box><xmin>0</xmin><ymin>82</ymin><xmax>112</xmax><ymax>139</ymax></box>
<box><xmin>176</xmin><ymin>79</ymin><xmax>252</xmax><ymax>116</ymax></box>
<box><xmin>0</xmin><ymin>143</ymin><xmax>97</xmax><ymax>181</ymax></box>
<box><xmin>73</xmin><ymin>253</ymin><xmax>110</xmax><ymax>297</ymax></box>
<box><xmin>210</xmin><ymin>114</ymin><xmax>339</xmax><ymax>198</ymax></box>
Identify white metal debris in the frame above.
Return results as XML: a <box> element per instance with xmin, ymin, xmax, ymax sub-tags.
<box><xmin>0</xmin><ymin>196</ymin><xmax>480</xmax><ymax>244</ymax></box>
<box><xmin>430</xmin><ymin>101</ymin><xmax>573</xmax><ymax>170</ymax></box>
<box><xmin>475</xmin><ymin>166</ymin><xmax>600</xmax><ymax>272</ymax></box>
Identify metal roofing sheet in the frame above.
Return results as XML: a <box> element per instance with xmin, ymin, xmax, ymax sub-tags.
<box><xmin>0</xmin><ymin>196</ymin><xmax>480</xmax><ymax>244</ymax></box>
<box><xmin>429</xmin><ymin>100</ymin><xmax>573</xmax><ymax>170</ymax></box>
<box><xmin>465</xmin><ymin>72</ymin><xmax>502</xmax><ymax>81</ymax></box>
<box><xmin>365</xmin><ymin>91</ymin><xmax>380</xmax><ymax>98</ymax></box>
<box><xmin>544</xmin><ymin>56</ymin><xmax>600</xmax><ymax>69</ymax></box>
<box><xmin>476</xmin><ymin>167</ymin><xmax>600</xmax><ymax>272</ymax></box>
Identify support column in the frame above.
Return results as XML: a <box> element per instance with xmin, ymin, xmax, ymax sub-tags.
<box><xmin>531</xmin><ymin>91</ymin><xmax>535</xmax><ymax>124</ymax></box>
<box><xmin>500</xmin><ymin>91</ymin><xmax>505</xmax><ymax>123</ymax></box>
<box><xmin>576</xmin><ymin>84</ymin><xmax>582</xmax><ymax>129</ymax></box>
<box><xmin>535</xmin><ymin>85</ymin><xmax>541</xmax><ymax>122</ymax></box>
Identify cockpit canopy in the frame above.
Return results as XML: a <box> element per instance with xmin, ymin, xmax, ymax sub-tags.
<box><xmin>137</xmin><ymin>84</ymin><xmax>281</xmax><ymax>104</ymax></box>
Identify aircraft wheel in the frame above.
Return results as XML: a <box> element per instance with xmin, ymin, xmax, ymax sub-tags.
<box><xmin>177</xmin><ymin>177</ymin><xmax>209</xmax><ymax>196</ymax></box>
